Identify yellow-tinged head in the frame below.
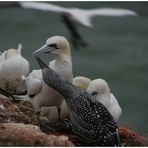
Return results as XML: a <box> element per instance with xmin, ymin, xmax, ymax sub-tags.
<box><xmin>4</xmin><ymin>44</ymin><xmax>22</xmax><ymax>60</ymax></box>
<box><xmin>73</xmin><ymin>76</ymin><xmax>91</xmax><ymax>89</ymax></box>
<box><xmin>33</xmin><ymin>36</ymin><xmax>71</xmax><ymax>56</ymax></box>
<box><xmin>87</xmin><ymin>79</ymin><xmax>110</xmax><ymax>97</ymax></box>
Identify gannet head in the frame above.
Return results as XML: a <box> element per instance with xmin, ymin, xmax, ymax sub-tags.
<box><xmin>33</xmin><ymin>36</ymin><xmax>70</xmax><ymax>56</ymax></box>
<box><xmin>87</xmin><ymin>79</ymin><xmax>110</xmax><ymax>98</ymax></box>
<box><xmin>4</xmin><ymin>49</ymin><xmax>18</xmax><ymax>59</ymax></box>
<box><xmin>4</xmin><ymin>44</ymin><xmax>22</xmax><ymax>60</ymax></box>
<box><xmin>73</xmin><ymin>76</ymin><xmax>91</xmax><ymax>89</ymax></box>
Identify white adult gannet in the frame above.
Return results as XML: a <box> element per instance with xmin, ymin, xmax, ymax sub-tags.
<box><xmin>24</xmin><ymin>36</ymin><xmax>73</xmax><ymax>124</ymax></box>
<box><xmin>87</xmin><ymin>79</ymin><xmax>122</xmax><ymax>122</ymax></box>
<box><xmin>73</xmin><ymin>76</ymin><xmax>91</xmax><ymax>89</ymax></box>
<box><xmin>19</xmin><ymin>2</ymin><xmax>137</xmax><ymax>48</ymax></box>
<box><xmin>0</xmin><ymin>44</ymin><xmax>29</xmax><ymax>94</ymax></box>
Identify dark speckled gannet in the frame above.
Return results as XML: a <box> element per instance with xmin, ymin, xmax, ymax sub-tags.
<box><xmin>19</xmin><ymin>2</ymin><xmax>137</xmax><ymax>48</ymax></box>
<box><xmin>0</xmin><ymin>44</ymin><xmax>29</xmax><ymax>94</ymax></box>
<box><xmin>35</xmin><ymin>55</ymin><xmax>120</xmax><ymax>146</ymax></box>
<box><xmin>23</xmin><ymin>36</ymin><xmax>73</xmax><ymax>125</ymax></box>
<box><xmin>87</xmin><ymin>79</ymin><xmax>122</xmax><ymax>122</ymax></box>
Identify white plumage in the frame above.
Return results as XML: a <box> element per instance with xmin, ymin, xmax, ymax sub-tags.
<box><xmin>19</xmin><ymin>2</ymin><xmax>137</xmax><ymax>28</ymax></box>
<box><xmin>87</xmin><ymin>78</ymin><xmax>122</xmax><ymax>122</ymax></box>
<box><xmin>73</xmin><ymin>76</ymin><xmax>91</xmax><ymax>89</ymax></box>
<box><xmin>0</xmin><ymin>44</ymin><xmax>29</xmax><ymax>94</ymax></box>
<box><xmin>24</xmin><ymin>36</ymin><xmax>73</xmax><ymax>119</ymax></box>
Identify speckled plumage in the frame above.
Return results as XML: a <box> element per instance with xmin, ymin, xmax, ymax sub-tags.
<box><xmin>36</xmin><ymin>56</ymin><xmax>120</xmax><ymax>146</ymax></box>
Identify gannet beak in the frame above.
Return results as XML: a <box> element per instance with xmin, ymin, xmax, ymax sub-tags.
<box><xmin>33</xmin><ymin>44</ymin><xmax>49</xmax><ymax>55</ymax></box>
<box><xmin>33</xmin><ymin>43</ymin><xmax>57</xmax><ymax>55</ymax></box>
<box><xmin>35</xmin><ymin>56</ymin><xmax>49</xmax><ymax>69</ymax></box>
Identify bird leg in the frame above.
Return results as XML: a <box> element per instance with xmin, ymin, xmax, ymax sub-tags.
<box><xmin>57</xmin><ymin>107</ymin><xmax>62</xmax><ymax>121</ymax></box>
<box><xmin>55</xmin><ymin>107</ymin><xmax>72</xmax><ymax>132</ymax></box>
<box><xmin>36</xmin><ymin>111</ymin><xmax>55</xmax><ymax>132</ymax></box>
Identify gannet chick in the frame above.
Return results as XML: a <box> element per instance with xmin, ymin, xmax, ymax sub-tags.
<box><xmin>25</xmin><ymin>36</ymin><xmax>73</xmax><ymax>124</ymax></box>
<box><xmin>73</xmin><ymin>76</ymin><xmax>91</xmax><ymax>89</ymax></box>
<box><xmin>87</xmin><ymin>79</ymin><xmax>122</xmax><ymax>122</ymax></box>
<box><xmin>19</xmin><ymin>2</ymin><xmax>137</xmax><ymax>48</ymax></box>
<box><xmin>0</xmin><ymin>44</ymin><xmax>29</xmax><ymax>94</ymax></box>
<box><xmin>36</xmin><ymin>56</ymin><xmax>120</xmax><ymax>146</ymax></box>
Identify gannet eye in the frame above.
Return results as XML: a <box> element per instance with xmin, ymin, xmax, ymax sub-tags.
<box><xmin>91</xmin><ymin>91</ymin><xmax>98</xmax><ymax>96</ymax></box>
<box><xmin>48</xmin><ymin>43</ymin><xmax>58</xmax><ymax>49</ymax></box>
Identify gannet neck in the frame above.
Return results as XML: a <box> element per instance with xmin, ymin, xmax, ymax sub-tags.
<box><xmin>36</xmin><ymin>56</ymin><xmax>76</xmax><ymax>99</ymax></box>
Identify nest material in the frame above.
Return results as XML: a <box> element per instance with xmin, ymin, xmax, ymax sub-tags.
<box><xmin>0</xmin><ymin>94</ymin><xmax>148</xmax><ymax>146</ymax></box>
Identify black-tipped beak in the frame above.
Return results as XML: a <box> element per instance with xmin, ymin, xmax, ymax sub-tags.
<box><xmin>33</xmin><ymin>44</ymin><xmax>49</xmax><ymax>55</ymax></box>
<box><xmin>35</xmin><ymin>56</ymin><xmax>49</xmax><ymax>69</ymax></box>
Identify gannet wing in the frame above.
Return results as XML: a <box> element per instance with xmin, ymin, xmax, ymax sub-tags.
<box><xmin>109</xmin><ymin>93</ymin><xmax>122</xmax><ymax>121</ymax></box>
<box><xmin>25</xmin><ymin>70</ymin><xmax>42</xmax><ymax>96</ymax></box>
<box><xmin>88</xmin><ymin>8</ymin><xmax>137</xmax><ymax>18</ymax></box>
<box><xmin>26</xmin><ymin>77</ymin><xmax>42</xmax><ymax>97</ymax></box>
<box><xmin>70</xmin><ymin>111</ymin><xmax>96</xmax><ymax>142</ymax></box>
<box><xmin>19</xmin><ymin>2</ymin><xmax>70</xmax><ymax>14</ymax></box>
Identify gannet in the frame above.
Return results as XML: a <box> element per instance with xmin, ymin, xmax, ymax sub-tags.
<box><xmin>87</xmin><ymin>79</ymin><xmax>122</xmax><ymax>122</ymax></box>
<box><xmin>73</xmin><ymin>76</ymin><xmax>91</xmax><ymax>89</ymax></box>
<box><xmin>24</xmin><ymin>36</ymin><xmax>73</xmax><ymax>125</ymax></box>
<box><xmin>35</xmin><ymin>56</ymin><xmax>120</xmax><ymax>146</ymax></box>
<box><xmin>41</xmin><ymin>76</ymin><xmax>91</xmax><ymax>122</ymax></box>
<box><xmin>19</xmin><ymin>2</ymin><xmax>137</xmax><ymax>48</ymax></box>
<box><xmin>0</xmin><ymin>44</ymin><xmax>29</xmax><ymax>94</ymax></box>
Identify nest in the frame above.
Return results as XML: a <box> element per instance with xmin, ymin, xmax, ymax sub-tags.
<box><xmin>0</xmin><ymin>94</ymin><xmax>147</xmax><ymax>146</ymax></box>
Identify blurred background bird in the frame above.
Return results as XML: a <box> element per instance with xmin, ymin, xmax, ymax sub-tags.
<box><xmin>0</xmin><ymin>2</ymin><xmax>138</xmax><ymax>49</ymax></box>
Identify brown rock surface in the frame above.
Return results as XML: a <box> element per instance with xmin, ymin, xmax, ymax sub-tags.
<box><xmin>0</xmin><ymin>94</ymin><xmax>148</xmax><ymax>146</ymax></box>
<box><xmin>0</xmin><ymin>123</ymin><xmax>75</xmax><ymax>146</ymax></box>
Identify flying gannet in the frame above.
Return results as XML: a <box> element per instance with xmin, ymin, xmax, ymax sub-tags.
<box><xmin>19</xmin><ymin>2</ymin><xmax>137</xmax><ymax>48</ymax></box>
<box><xmin>23</xmin><ymin>36</ymin><xmax>73</xmax><ymax>126</ymax></box>
<box><xmin>35</xmin><ymin>55</ymin><xmax>120</xmax><ymax>146</ymax></box>
<box><xmin>87</xmin><ymin>79</ymin><xmax>122</xmax><ymax>122</ymax></box>
<box><xmin>0</xmin><ymin>44</ymin><xmax>29</xmax><ymax>94</ymax></box>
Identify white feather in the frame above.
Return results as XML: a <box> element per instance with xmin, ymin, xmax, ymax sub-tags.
<box><xmin>19</xmin><ymin>2</ymin><xmax>137</xmax><ymax>28</ymax></box>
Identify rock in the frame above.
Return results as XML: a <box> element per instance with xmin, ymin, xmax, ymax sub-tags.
<box><xmin>119</xmin><ymin>127</ymin><xmax>148</xmax><ymax>146</ymax></box>
<box><xmin>0</xmin><ymin>94</ymin><xmax>148</xmax><ymax>146</ymax></box>
<box><xmin>0</xmin><ymin>95</ymin><xmax>34</xmax><ymax>124</ymax></box>
<box><xmin>0</xmin><ymin>123</ymin><xmax>75</xmax><ymax>146</ymax></box>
